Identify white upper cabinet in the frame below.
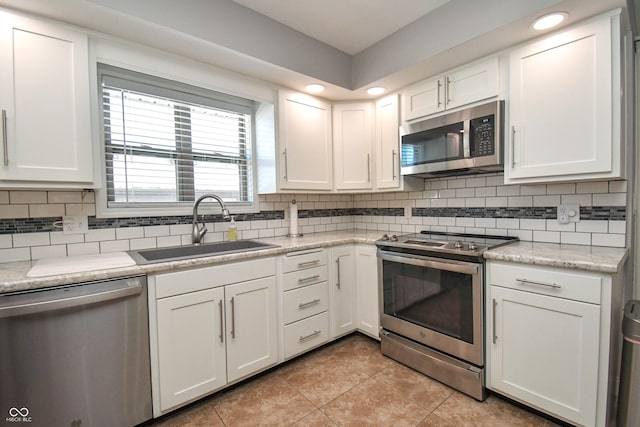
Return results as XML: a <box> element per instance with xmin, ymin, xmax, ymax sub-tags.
<box><xmin>402</xmin><ymin>57</ymin><xmax>499</xmax><ymax>121</ymax></box>
<box><xmin>333</xmin><ymin>102</ymin><xmax>373</xmax><ymax>191</ymax></box>
<box><xmin>375</xmin><ymin>95</ymin><xmax>400</xmax><ymax>190</ymax></box>
<box><xmin>277</xmin><ymin>90</ymin><xmax>333</xmax><ymax>191</ymax></box>
<box><xmin>374</xmin><ymin>94</ymin><xmax>422</xmax><ymax>191</ymax></box>
<box><xmin>0</xmin><ymin>11</ymin><xmax>93</xmax><ymax>186</ymax></box>
<box><xmin>505</xmin><ymin>11</ymin><xmax>622</xmax><ymax>184</ymax></box>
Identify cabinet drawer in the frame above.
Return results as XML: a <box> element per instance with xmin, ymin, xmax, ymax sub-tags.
<box><xmin>283</xmin><ymin>282</ymin><xmax>328</xmax><ymax>324</ymax></box>
<box><xmin>154</xmin><ymin>257</ymin><xmax>276</xmax><ymax>298</ymax></box>
<box><xmin>488</xmin><ymin>261</ymin><xmax>602</xmax><ymax>304</ymax></box>
<box><xmin>282</xmin><ymin>249</ymin><xmax>327</xmax><ymax>273</ymax></box>
<box><xmin>283</xmin><ymin>265</ymin><xmax>328</xmax><ymax>291</ymax></box>
<box><xmin>283</xmin><ymin>312</ymin><xmax>329</xmax><ymax>359</ymax></box>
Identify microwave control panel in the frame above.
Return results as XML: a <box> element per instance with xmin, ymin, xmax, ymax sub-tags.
<box><xmin>470</xmin><ymin>115</ymin><xmax>495</xmax><ymax>157</ymax></box>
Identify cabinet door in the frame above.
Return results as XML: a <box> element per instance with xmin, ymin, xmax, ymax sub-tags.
<box><xmin>333</xmin><ymin>103</ymin><xmax>373</xmax><ymax>190</ymax></box>
<box><xmin>225</xmin><ymin>276</ymin><xmax>278</xmax><ymax>382</ymax></box>
<box><xmin>277</xmin><ymin>90</ymin><xmax>332</xmax><ymax>191</ymax></box>
<box><xmin>401</xmin><ymin>77</ymin><xmax>444</xmax><ymax>121</ymax></box>
<box><xmin>156</xmin><ymin>287</ymin><xmax>226</xmax><ymax>412</ymax></box>
<box><xmin>488</xmin><ymin>286</ymin><xmax>600</xmax><ymax>426</ymax></box>
<box><xmin>355</xmin><ymin>245</ymin><xmax>379</xmax><ymax>339</ymax></box>
<box><xmin>506</xmin><ymin>14</ymin><xmax>620</xmax><ymax>183</ymax></box>
<box><xmin>0</xmin><ymin>11</ymin><xmax>92</xmax><ymax>183</ymax></box>
<box><xmin>446</xmin><ymin>57</ymin><xmax>499</xmax><ymax>110</ymax></box>
<box><xmin>375</xmin><ymin>95</ymin><xmax>400</xmax><ymax>190</ymax></box>
<box><xmin>331</xmin><ymin>246</ymin><xmax>357</xmax><ymax>337</ymax></box>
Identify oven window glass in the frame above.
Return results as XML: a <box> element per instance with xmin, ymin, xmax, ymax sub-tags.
<box><xmin>382</xmin><ymin>259</ymin><xmax>474</xmax><ymax>343</ymax></box>
<box><xmin>401</xmin><ymin>122</ymin><xmax>463</xmax><ymax>167</ymax></box>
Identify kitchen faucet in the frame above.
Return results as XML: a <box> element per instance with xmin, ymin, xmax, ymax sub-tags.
<box><xmin>192</xmin><ymin>194</ymin><xmax>231</xmax><ymax>244</ymax></box>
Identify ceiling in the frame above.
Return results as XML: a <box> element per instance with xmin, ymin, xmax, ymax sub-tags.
<box><xmin>0</xmin><ymin>0</ymin><xmax>631</xmax><ymax>100</ymax></box>
<box><xmin>231</xmin><ymin>0</ymin><xmax>450</xmax><ymax>55</ymax></box>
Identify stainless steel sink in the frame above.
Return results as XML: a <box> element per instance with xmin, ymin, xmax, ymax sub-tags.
<box><xmin>128</xmin><ymin>240</ymin><xmax>279</xmax><ymax>264</ymax></box>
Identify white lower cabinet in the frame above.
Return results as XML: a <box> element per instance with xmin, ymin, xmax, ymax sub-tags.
<box><xmin>156</xmin><ymin>287</ymin><xmax>226</xmax><ymax>412</ymax></box>
<box><xmin>149</xmin><ymin>257</ymin><xmax>278</xmax><ymax>416</ymax></box>
<box><xmin>486</xmin><ymin>260</ymin><xmax>623</xmax><ymax>427</ymax></box>
<box><xmin>225</xmin><ymin>277</ymin><xmax>278</xmax><ymax>383</ymax></box>
<box><xmin>150</xmin><ymin>243</ymin><xmax>382</xmax><ymax>418</ymax></box>
<box><xmin>355</xmin><ymin>245</ymin><xmax>379</xmax><ymax>339</ymax></box>
<box><xmin>330</xmin><ymin>246</ymin><xmax>357</xmax><ymax>337</ymax></box>
<box><xmin>281</xmin><ymin>249</ymin><xmax>330</xmax><ymax>359</ymax></box>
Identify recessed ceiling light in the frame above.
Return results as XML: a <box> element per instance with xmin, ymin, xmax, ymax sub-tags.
<box><xmin>367</xmin><ymin>87</ymin><xmax>386</xmax><ymax>96</ymax></box>
<box><xmin>532</xmin><ymin>12</ymin><xmax>567</xmax><ymax>31</ymax></box>
<box><xmin>305</xmin><ymin>84</ymin><xmax>325</xmax><ymax>93</ymax></box>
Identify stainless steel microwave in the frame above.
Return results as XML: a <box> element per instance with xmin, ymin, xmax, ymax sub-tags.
<box><xmin>400</xmin><ymin>100</ymin><xmax>504</xmax><ymax>177</ymax></box>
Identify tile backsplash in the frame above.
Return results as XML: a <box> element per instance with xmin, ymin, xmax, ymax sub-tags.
<box><xmin>0</xmin><ymin>174</ymin><xmax>628</xmax><ymax>262</ymax></box>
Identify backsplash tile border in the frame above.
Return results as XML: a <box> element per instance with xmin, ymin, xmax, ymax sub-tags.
<box><xmin>412</xmin><ymin>206</ymin><xmax>626</xmax><ymax>220</ymax></box>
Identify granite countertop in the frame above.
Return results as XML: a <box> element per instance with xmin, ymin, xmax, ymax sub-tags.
<box><xmin>0</xmin><ymin>230</ymin><xmax>382</xmax><ymax>294</ymax></box>
<box><xmin>0</xmin><ymin>230</ymin><xmax>629</xmax><ymax>294</ymax></box>
<box><xmin>484</xmin><ymin>241</ymin><xmax>628</xmax><ymax>274</ymax></box>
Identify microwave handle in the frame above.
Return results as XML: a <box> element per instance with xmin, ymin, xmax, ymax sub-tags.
<box><xmin>463</xmin><ymin>119</ymin><xmax>471</xmax><ymax>158</ymax></box>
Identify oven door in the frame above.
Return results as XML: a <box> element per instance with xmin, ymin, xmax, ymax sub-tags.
<box><xmin>378</xmin><ymin>250</ymin><xmax>484</xmax><ymax>366</ymax></box>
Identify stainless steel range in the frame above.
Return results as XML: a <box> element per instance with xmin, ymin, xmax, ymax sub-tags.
<box><xmin>376</xmin><ymin>231</ymin><xmax>518</xmax><ymax>401</ymax></box>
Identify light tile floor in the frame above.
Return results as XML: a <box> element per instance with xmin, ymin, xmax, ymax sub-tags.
<box><xmin>151</xmin><ymin>333</ymin><xmax>561</xmax><ymax>427</ymax></box>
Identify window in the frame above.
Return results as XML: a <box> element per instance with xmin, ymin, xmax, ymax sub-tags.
<box><xmin>99</xmin><ymin>65</ymin><xmax>255</xmax><ymax>212</ymax></box>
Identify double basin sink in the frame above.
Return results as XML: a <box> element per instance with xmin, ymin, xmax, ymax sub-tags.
<box><xmin>128</xmin><ymin>239</ymin><xmax>279</xmax><ymax>265</ymax></box>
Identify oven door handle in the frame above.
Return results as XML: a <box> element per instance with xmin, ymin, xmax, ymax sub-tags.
<box><xmin>377</xmin><ymin>250</ymin><xmax>479</xmax><ymax>275</ymax></box>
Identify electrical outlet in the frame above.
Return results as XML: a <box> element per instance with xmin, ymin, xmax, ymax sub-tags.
<box><xmin>557</xmin><ymin>204</ymin><xmax>580</xmax><ymax>224</ymax></box>
<box><xmin>63</xmin><ymin>216</ymin><xmax>88</xmax><ymax>234</ymax></box>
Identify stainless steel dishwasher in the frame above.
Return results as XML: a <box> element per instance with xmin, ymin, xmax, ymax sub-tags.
<box><xmin>0</xmin><ymin>275</ymin><xmax>152</xmax><ymax>427</ymax></box>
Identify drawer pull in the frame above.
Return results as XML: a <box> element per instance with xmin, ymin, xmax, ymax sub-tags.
<box><xmin>298</xmin><ymin>298</ymin><xmax>321</xmax><ymax>309</ymax></box>
<box><xmin>516</xmin><ymin>277</ymin><xmax>561</xmax><ymax>289</ymax></box>
<box><xmin>299</xmin><ymin>330</ymin><xmax>321</xmax><ymax>342</ymax></box>
<box><xmin>298</xmin><ymin>259</ymin><xmax>320</xmax><ymax>267</ymax></box>
<box><xmin>298</xmin><ymin>274</ymin><xmax>320</xmax><ymax>283</ymax></box>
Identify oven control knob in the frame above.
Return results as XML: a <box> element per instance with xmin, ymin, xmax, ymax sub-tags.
<box><xmin>454</xmin><ymin>241</ymin><xmax>464</xmax><ymax>249</ymax></box>
<box><xmin>391</xmin><ymin>234</ymin><xmax>398</xmax><ymax>242</ymax></box>
<box><xmin>381</xmin><ymin>234</ymin><xmax>389</xmax><ymax>241</ymax></box>
<box><xmin>468</xmin><ymin>242</ymin><xmax>477</xmax><ymax>250</ymax></box>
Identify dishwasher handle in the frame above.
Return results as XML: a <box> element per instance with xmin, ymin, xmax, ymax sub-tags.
<box><xmin>0</xmin><ymin>277</ymin><xmax>144</xmax><ymax>318</ymax></box>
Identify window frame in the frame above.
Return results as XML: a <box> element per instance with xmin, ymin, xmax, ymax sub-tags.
<box><xmin>95</xmin><ymin>63</ymin><xmax>261</xmax><ymax>218</ymax></box>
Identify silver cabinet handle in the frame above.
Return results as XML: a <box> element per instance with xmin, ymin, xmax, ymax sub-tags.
<box><xmin>367</xmin><ymin>153</ymin><xmax>371</xmax><ymax>182</ymax></box>
<box><xmin>283</xmin><ymin>148</ymin><xmax>288</xmax><ymax>180</ymax></box>
<box><xmin>335</xmin><ymin>255</ymin><xmax>346</xmax><ymax>289</ymax></box>
<box><xmin>297</xmin><ymin>260</ymin><xmax>320</xmax><ymax>267</ymax></box>
<box><xmin>437</xmin><ymin>80</ymin><xmax>442</xmax><ymax>107</ymax></box>
<box><xmin>446</xmin><ymin>76</ymin><xmax>452</xmax><ymax>105</ymax></box>
<box><xmin>218</xmin><ymin>299</ymin><xmax>224</xmax><ymax>343</ymax></box>
<box><xmin>492</xmin><ymin>298</ymin><xmax>497</xmax><ymax>344</ymax></box>
<box><xmin>299</xmin><ymin>330</ymin><xmax>321</xmax><ymax>342</ymax></box>
<box><xmin>298</xmin><ymin>298</ymin><xmax>321</xmax><ymax>309</ymax></box>
<box><xmin>230</xmin><ymin>296</ymin><xmax>236</xmax><ymax>339</ymax></box>
<box><xmin>511</xmin><ymin>126</ymin><xmax>516</xmax><ymax>168</ymax></box>
<box><xmin>298</xmin><ymin>274</ymin><xmax>320</xmax><ymax>283</ymax></box>
<box><xmin>2</xmin><ymin>110</ymin><xmax>7</xmax><ymax>166</ymax></box>
<box><xmin>516</xmin><ymin>277</ymin><xmax>561</xmax><ymax>289</ymax></box>
<box><xmin>392</xmin><ymin>150</ymin><xmax>397</xmax><ymax>179</ymax></box>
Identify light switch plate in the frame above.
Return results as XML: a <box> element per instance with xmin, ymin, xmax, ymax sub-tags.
<box><xmin>63</xmin><ymin>216</ymin><xmax>88</xmax><ymax>234</ymax></box>
<box><xmin>557</xmin><ymin>204</ymin><xmax>580</xmax><ymax>224</ymax></box>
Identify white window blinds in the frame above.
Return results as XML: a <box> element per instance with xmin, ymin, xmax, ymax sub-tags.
<box><xmin>99</xmin><ymin>65</ymin><xmax>254</xmax><ymax>208</ymax></box>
